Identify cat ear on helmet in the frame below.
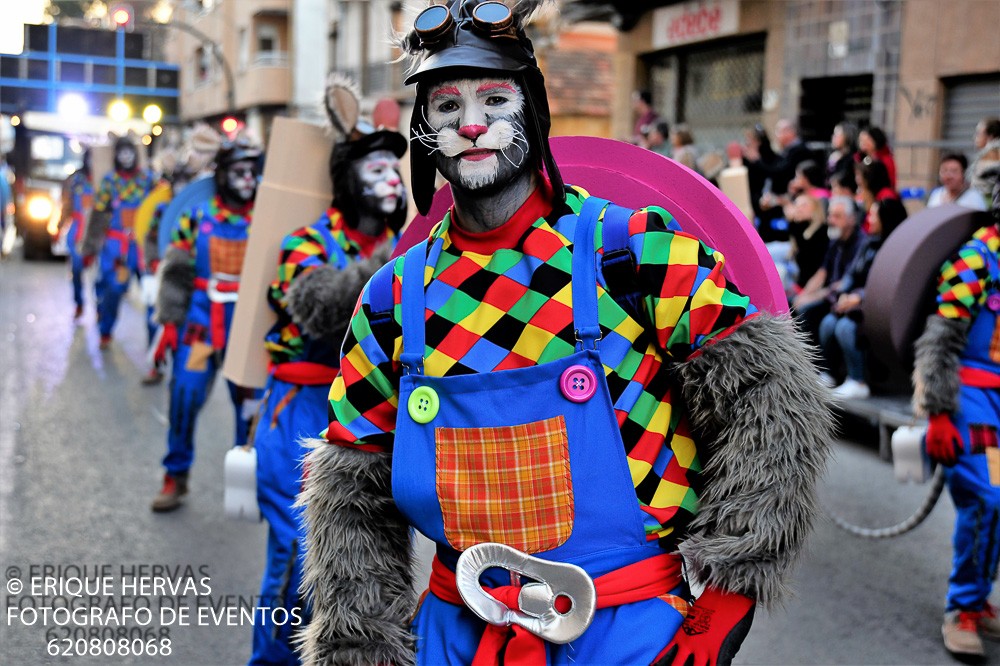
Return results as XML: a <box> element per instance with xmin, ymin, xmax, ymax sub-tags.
<box><xmin>323</xmin><ymin>73</ymin><xmax>361</xmax><ymax>143</ymax></box>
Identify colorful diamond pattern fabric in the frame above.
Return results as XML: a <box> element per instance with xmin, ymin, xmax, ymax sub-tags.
<box><xmin>327</xmin><ymin>185</ymin><xmax>755</xmax><ymax>546</ymax></box>
<box><xmin>937</xmin><ymin>225</ymin><xmax>1000</xmax><ymax>321</ymax></box>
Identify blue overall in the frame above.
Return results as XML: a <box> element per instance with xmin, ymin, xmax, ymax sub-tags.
<box><xmin>96</xmin><ymin>175</ymin><xmax>150</xmax><ymax>337</ymax></box>
<box><xmin>391</xmin><ymin>198</ymin><xmax>686</xmax><ymax>664</ymax></box>
<box><xmin>944</xmin><ymin>237</ymin><xmax>1000</xmax><ymax>612</ymax></box>
<box><xmin>162</xmin><ymin>206</ymin><xmax>261</xmax><ymax>476</ymax></box>
<box><xmin>250</xmin><ymin>220</ymin><xmax>350</xmax><ymax>665</ymax></box>
<box><xmin>66</xmin><ymin>174</ymin><xmax>93</xmax><ymax>309</ymax></box>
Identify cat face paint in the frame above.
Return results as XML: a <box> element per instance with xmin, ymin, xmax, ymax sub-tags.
<box><xmin>116</xmin><ymin>145</ymin><xmax>137</xmax><ymax>171</ymax></box>
<box><xmin>224</xmin><ymin>159</ymin><xmax>258</xmax><ymax>204</ymax></box>
<box><xmin>352</xmin><ymin>149</ymin><xmax>405</xmax><ymax>216</ymax></box>
<box><xmin>419</xmin><ymin>77</ymin><xmax>532</xmax><ymax>193</ymax></box>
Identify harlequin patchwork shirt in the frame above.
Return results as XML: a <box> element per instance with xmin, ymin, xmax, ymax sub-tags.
<box><xmin>171</xmin><ymin>195</ymin><xmax>252</xmax><ymax>254</ymax></box>
<box><xmin>326</xmin><ymin>183</ymin><xmax>756</xmax><ymax>547</ymax></box>
<box><xmin>265</xmin><ymin>207</ymin><xmax>394</xmax><ymax>366</ymax></box>
<box><xmin>936</xmin><ymin>225</ymin><xmax>1000</xmax><ymax>321</ymax></box>
<box><xmin>93</xmin><ymin>169</ymin><xmax>156</xmax><ymax>217</ymax></box>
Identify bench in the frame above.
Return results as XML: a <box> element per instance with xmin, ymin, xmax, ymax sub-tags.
<box><xmin>833</xmin><ymin>393</ymin><xmax>925</xmax><ymax>461</ymax></box>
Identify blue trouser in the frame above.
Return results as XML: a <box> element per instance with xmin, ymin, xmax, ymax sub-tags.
<box><xmin>96</xmin><ymin>238</ymin><xmax>138</xmax><ymax>337</ymax></box>
<box><xmin>250</xmin><ymin>379</ymin><xmax>325</xmax><ymax>665</ymax></box>
<box><xmin>162</xmin><ymin>341</ymin><xmax>260</xmax><ymax>476</ymax></box>
<box><xmin>945</xmin><ymin>384</ymin><xmax>1000</xmax><ymax>611</ymax></box>
<box><xmin>69</xmin><ymin>251</ymin><xmax>84</xmax><ymax>308</ymax></box>
<box><xmin>819</xmin><ymin>313</ymin><xmax>865</xmax><ymax>381</ymax></box>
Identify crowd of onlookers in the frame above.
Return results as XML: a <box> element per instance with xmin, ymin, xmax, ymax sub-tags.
<box><xmin>633</xmin><ymin>93</ymin><xmax>1000</xmax><ymax>400</ymax></box>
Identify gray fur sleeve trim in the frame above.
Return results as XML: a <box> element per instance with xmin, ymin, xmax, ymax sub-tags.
<box><xmin>153</xmin><ymin>246</ymin><xmax>195</xmax><ymax>326</ymax></box>
<box><xmin>674</xmin><ymin>313</ymin><xmax>835</xmax><ymax>608</ymax></box>
<box><xmin>296</xmin><ymin>439</ymin><xmax>416</xmax><ymax>666</ymax></box>
<box><xmin>286</xmin><ymin>241</ymin><xmax>393</xmax><ymax>346</ymax></box>
<box><xmin>79</xmin><ymin>208</ymin><xmax>111</xmax><ymax>257</ymax></box>
<box><xmin>912</xmin><ymin>315</ymin><xmax>969</xmax><ymax>417</ymax></box>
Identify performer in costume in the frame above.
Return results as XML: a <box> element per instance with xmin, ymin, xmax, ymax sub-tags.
<box><xmin>151</xmin><ymin>136</ymin><xmax>264</xmax><ymax>512</ymax></box>
<box><xmin>913</xmin><ymin>166</ymin><xmax>1000</xmax><ymax>661</ymax></box>
<box><xmin>81</xmin><ymin>135</ymin><xmax>156</xmax><ymax>348</ymax></box>
<box><xmin>298</xmin><ymin>2</ymin><xmax>833</xmax><ymax>665</ymax></box>
<box><xmin>61</xmin><ymin>148</ymin><xmax>94</xmax><ymax>319</ymax></box>
<box><xmin>249</xmin><ymin>78</ymin><xmax>407</xmax><ymax>665</ymax></box>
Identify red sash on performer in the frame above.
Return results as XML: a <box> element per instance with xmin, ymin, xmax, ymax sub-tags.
<box><xmin>960</xmin><ymin>366</ymin><xmax>1000</xmax><ymax>389</ymax></box>
<box><xmin>193</xmin><ymin>277</ymin><xmax>240</xmax><ymax>350</ymax></box>
<box><xmin>427</xmin><ymin>553</ymin><xmax>687</xmax><ymax>666</ymax></box>
<box><xmin>270</xmin><ymin>361</ymin><xmax>339</xmax><ymax>386</ymax></box>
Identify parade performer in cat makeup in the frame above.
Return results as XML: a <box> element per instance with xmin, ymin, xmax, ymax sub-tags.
<box><xmin>81</xmin><ymin>134</ymin><xmax>156</xmax><ymax>348</ymax></box>
<box><xmin>298</xmin><ymin>2</ymin><xmax>834</xmax><ymax>664</ymax></box>
<box><xmin>151</xmin><ymin>135</ymin><xmax>264</xmax><ymax>513</ymax></box>
<box><xmin>913</xmin><ymin>166</ymin><xmax>1000</xmax><ymax>661</ymax></box>
<box><xmin>249</xmin><ymin>77</ymin><xmax>407</xmax><ymax>665</ymax></box>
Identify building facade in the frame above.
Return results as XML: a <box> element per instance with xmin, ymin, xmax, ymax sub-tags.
<box><xmin>606</xmin><ymin>0</ymin><xmax>1000</xmax><ymax>189</ymax></box>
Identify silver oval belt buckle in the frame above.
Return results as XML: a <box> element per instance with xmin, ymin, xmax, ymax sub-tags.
<box><xmin>455</xmin><ymin>543</ymin><xmax>597</xmax><ymax>644</ymax></box>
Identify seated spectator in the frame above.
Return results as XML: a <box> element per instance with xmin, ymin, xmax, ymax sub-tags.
<box><xmin>792</xmin><ymin>195</ymin><xmax>865</xmax><ymax>348</ymax></box>
<box><xmin>818</xmin><ymin>200</ymin><xmax>903</xmax><ymax>398</ymax></box>
<box><xmin>827</xmin><ymin>121</ymin><xmax>859</xmax><ymax>187</ymax></box>
<box><xmin>858</xmin><ymin>126</ymin><xmax>897</xmax><ymax>190</ymax></box>
<box><xmin>969</xmin><ymin>117</ymin><xmax>1000</xmax><ymax>202</ymax></box>
<box><xmin>785</xmin><ymin>193</ymin><xmax>828</xmax><ymax>293</ymax></box>
<box><xmin>670</xmin><ymin>124</ymin><xmax>699</xmax><ymax>172</ymax></box>
<box><xmin>644</xmin><ymin>120</ymin><xmax>672</xmax><ymax>158</ymax></box>
<box><xmin>927</xmin><ymin>152</ymin><xmax>987</xmax><ymax>211</ymax></box>
<box><xmin>856</xmin><ymin>158</ymin><xmax>905</xmax><ymax>235</ymax></box>
<box><xmin>788</xmin><ymin>159</ymin><xmax>831</xmax><ymax>201</ymax></box>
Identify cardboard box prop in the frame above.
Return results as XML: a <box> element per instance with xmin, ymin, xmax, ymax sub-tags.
<box><xmin>222</xmin><ymin>117</ymin><xmax>334</xmax><ymax>389</ymax></box>
<box><xmin>717</xmin><ymin>165</ymin><xmax>754</xmax><ymax>222</ymax></box>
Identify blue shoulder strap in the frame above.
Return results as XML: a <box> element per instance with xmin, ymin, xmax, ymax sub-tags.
<box><xmin>368</xmin><ymin>257</ymin><xmax>397</xmax><ymax>327</ymax></box>
<box><xmin>600</xmin><ymin>202</ymin><xmax>643</xmax><ymax>321</ymax></box>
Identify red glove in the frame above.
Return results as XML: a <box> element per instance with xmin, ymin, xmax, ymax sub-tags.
<box><xmin>153</xmin><ymin>323</ymin><xmax>179</xmax><ymax>365</ymax></box>
<box><xmin>82</xmin><ymin>255</ymin><xmax>95</xmax><ymax>269</ymax></box>
<box><xmin>653</xmin><ymin>587</ymin><xmax>755</xmax><ymax>666</ymax></box>
<box><xmin>925</xmin><ymin>413</ymin><xmax>963</xmax><ymax>467</ymax></box>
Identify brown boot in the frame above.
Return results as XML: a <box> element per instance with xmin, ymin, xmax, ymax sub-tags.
<box><xmin>150</xmin><ymin>474</ymin><xmax>188</xmax><ymax>512</ymax></box>
<box><xmin>976</xmin><ymin>603</ymin><xmax>1000</xmax><ymax>641</ymax></box>
<box><xmin>942</xmin><ymin>610</ymin><xmax>985</xmax><ymax>659</ymax></box>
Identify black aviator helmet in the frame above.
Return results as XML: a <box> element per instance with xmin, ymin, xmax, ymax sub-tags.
<box><xmin>400</xmin><ymin>0</ymin><xmax>563</xmax><ymax>214</ymax></box>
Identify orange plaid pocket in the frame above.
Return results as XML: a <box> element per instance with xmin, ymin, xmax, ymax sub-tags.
<box><xmin>119</xmin><ymin>207</ymin><xmax>136</xmax><ymax>230</ymax></box>
<box><xmin>209</xmin><ymin>236</ymin><xmax>248</xmax><ymax>275</ymax></box>
<box><xmin>436</xmin><ymin>415</ymin><xmax>574</xmax><ymax>553</ymax></box>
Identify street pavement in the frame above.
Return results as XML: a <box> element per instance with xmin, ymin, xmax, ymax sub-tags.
<box><xmin>1</xmin><ymin>254</ymin><xmax>997</xmax><ymax>665</ymax></box>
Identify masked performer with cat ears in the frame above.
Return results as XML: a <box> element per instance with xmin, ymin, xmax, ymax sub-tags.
<box><xmin>298</xmin><ymin>2</ymin><xmax>834</xmax><ymax>665</ymax></box>
<box><xmin>249</xmin><ymin>77</ymin><xmax>407</xmax><ymax>665</ymax></box>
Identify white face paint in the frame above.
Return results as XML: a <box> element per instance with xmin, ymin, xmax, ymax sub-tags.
<box><xmin>418</xmin><ymin>77</ymin><xmax>531</xmax><ymax>192</ymax></box>
<box><xmin>225</xmin><ymin>159</ymin><xmax>258</xmax><ymax>204</ymax></box>
<box><xmin>352</xmin><ymin>150</ymin><xmax>404</xmax><ymax>216</ymax></box>
<box><xmin>116</xmin><ymin>146</ymin><xmax>137</xmax><ymax>171</ymax></box>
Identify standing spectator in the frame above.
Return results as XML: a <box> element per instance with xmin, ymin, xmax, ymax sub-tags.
<box><xmin>827</xmin><ymin>121</ymin><xmax>859</xmax><ymax>187</ymax></box>
<box><xmin>858</xmin><ymin>126</ymin><xmax>897</xmax><ymax>190</ymax></box>
<box><xmin>742</xmin><ymin>124</ymin><xmax>777</xmax><ymax>223</ymax></box>
<box><xmin>911</xmin><ymin>167</ymin><xmax>1000</xmax><ymax>660</ymax></box>
<box><xmin>744</xmin><ymin>119</ymin><xmax>814</xmax><ymax>242</ymax></box>
<box><xmin>928</xmin><ymin>153</ymin><xmax>988</xmax><ymax>211</ymax></box>
<box><xmin>632</xmin><ymin>90</ymin><xmax>658</xmax><ymax>147</ymax></box>
<box><xmin>793</xmin><ymin>196</ymin><xmax>865</xmax><ymax>349</ymax></box>
<box><xmin>644</xmin><ymin>120</ymin><xmax>671</xmax><ymax>158</ymax></box>
<box><xmin>818</xmin><ymin>199</ymin><xmax>903</xmax><ymax>398</ymax></box>
<box><xmin>788</xmin><ymin>160</ymin><xmax>831</xmax><ymax>200</ymax></box>
<box><xmin>969</xmin><ymin>116</ymin><xmax>1000</xmax><ymax>202</ymax></box>
<box><xmin>856</xmin><ymin>159</ymin><xmax>905</xmax><ymax>235</ymax></box>
<box><xmin>670</xmin><ymin>124</ymin><xmax>699</xmax><ymax>172</ymax></box>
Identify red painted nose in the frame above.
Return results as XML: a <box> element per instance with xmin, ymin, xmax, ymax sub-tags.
<box><xmin>458</xmin><ymin>125</ymin><xmax>488</xmax><ymax>140</ymax></box>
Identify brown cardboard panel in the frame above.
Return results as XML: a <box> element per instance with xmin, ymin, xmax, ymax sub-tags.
<box><xmin>717</xmin><ymin>166</ymin><xmax>754</xmax><ymax>222</ymax></box>
<box><xmin>90</xmin><ymin>145</ymin><xmax>115</xmax><ymax>186</ymax></box>
<box><xmin>222</xmin><ymin>118</ymin><xmax>334</xmax><ymax>388</ymax></box>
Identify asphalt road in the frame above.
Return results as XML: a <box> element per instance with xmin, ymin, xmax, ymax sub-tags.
<box><xmin>0</xmin><ymin>253</ymin><xmax>996</xmax><ymax>665</ymax></box>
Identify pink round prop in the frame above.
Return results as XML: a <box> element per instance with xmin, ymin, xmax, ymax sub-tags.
<box><xmin>396</xmin><ymin>136</ymin><xmax>786</xmax><ymax>313</ymax></box>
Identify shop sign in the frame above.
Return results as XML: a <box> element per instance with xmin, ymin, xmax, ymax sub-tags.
<box><xmin>651</xmin><ymin>0</ymin><xmax>739</xmax><ymax>50</ymax></box>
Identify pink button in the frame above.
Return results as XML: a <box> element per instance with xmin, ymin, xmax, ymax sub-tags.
<box><xmin>560</xmin><ymin>365</ymin><xmax>597</xmax><ymax>403</ymax></box>
<box><xmin>988</xmin><ymin>294</ymin><xmax>1000</xmax><ymax>312</ymax></box>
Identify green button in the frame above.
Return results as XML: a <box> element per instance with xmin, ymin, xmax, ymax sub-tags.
<box><xmin>408</xmin><ymin>386</ymin><xmax>439</xmax><ymax>424</ymax></box>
